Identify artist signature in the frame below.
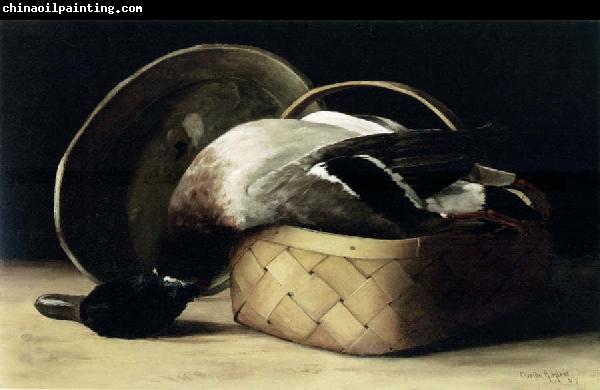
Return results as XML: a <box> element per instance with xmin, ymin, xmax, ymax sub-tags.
<box><xmin>520</xmin><ymin>369</ymin><xmax>580</xmax><ymax>385</ymax></box>
<box><xmin>520</xmin><ymin>368</ymin><xmax>600</xmax><ymax>387</ymax></box>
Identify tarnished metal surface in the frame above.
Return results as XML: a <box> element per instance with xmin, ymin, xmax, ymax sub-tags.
<box><xmin>55</xmin><ymin>44</ymin><xmax>322</xmax><ymax>284</ymax></box>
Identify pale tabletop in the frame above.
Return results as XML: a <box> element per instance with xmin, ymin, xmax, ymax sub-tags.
<box><xmin>1</xmin><ymin>260</ymin><xmax>598</xmax><ymax>389</ymax></box>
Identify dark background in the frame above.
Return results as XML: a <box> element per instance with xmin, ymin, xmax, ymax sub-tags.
<box><xmin>0</xmin><ymin>20</ymin><xmax>598</xmax><ymax>261</ymax></box>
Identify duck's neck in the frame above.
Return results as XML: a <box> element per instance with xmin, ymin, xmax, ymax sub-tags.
<box><xmin>157</xmin><ymin>225</ymin><xmax>238</xmax><ymax>290</ymax></box>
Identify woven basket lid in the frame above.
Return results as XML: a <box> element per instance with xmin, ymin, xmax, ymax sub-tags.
<box><xmin>54</xmin><ymin>44</ymin><xmax>322</xmax><ymax>287</ymax></box>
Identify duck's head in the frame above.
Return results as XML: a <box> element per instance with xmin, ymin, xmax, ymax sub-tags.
<box><xmin>35</xmin><ymin>271</ymin><xmax>204</xmax><ymax>338</ymax></box>
<box><xmin>35</xmin><ymin>221</ymin><xmax>236</xmax><ymax>338</ymax></box>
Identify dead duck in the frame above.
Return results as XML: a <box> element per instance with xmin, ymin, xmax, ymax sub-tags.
<box><xmin>168</xmin><ymin>117</ymin><xmax>547</xmax><ymax>242</ymax></box>
<box><xmin>34</xmin><ymin>112</ymin><xmax>398</xmax><ymax>337</ymax></box>
<box><xmin>36</xmin><ymin>113</ymin><xmax>549</xmax><ymax>338</ymax></box>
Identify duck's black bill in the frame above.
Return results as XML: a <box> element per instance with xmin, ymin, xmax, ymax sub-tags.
<box><xmin>34</xmin><ymin>294</ymin><xmax>83</xmax><ymax>323</ymax></box>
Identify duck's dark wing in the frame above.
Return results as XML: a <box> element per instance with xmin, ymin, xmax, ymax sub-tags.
<box><xmin>249</xmin><ymin>128</ymin><xmax>498</xmax><ymax>199</ymax></box>
<box><xmin>318</xmin><ymin>128</ymin><xmax>500</xmax><ymax>197</ymax></box>
<box><xmin>247</xmin><ymin>128</ymin><xmax>501</xmax><ymax>237</ymax></box>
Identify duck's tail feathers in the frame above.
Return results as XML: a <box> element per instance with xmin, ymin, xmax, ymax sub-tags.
<box><xmin>426</xmin><ymin>181</ymin><xmax>543</xmax><ymax>222</ymax></box>
<box><xmin>483</xmin><ymin>185</ymin><xmax>542</xmax><ymax>221</ymax></box>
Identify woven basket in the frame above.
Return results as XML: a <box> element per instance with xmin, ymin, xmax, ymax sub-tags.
<box><xmin>230</xmin><ymin>225</ymin><xmax>551</xmax><ymax>355</ymax></box>
<box><xmin>230</xmin><ymin>81</ymin><xmax>552</xmax><ymax>355</ymax></box>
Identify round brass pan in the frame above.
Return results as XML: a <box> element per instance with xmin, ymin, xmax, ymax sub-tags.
<box><xmin>54</xmin><ymin>44</ymin><xmax>321</xmax><ymax>287</ymax></box>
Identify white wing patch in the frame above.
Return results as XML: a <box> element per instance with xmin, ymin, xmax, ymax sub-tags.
<box><xmin>355</xmin><ymin>154</ymin><xmax>424</xmax><ymax>209</ymax></box>
<box><xmin>308</xmin><ymin>162</ymin><xmax>360</xmax><ymax>198</ymax></box>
